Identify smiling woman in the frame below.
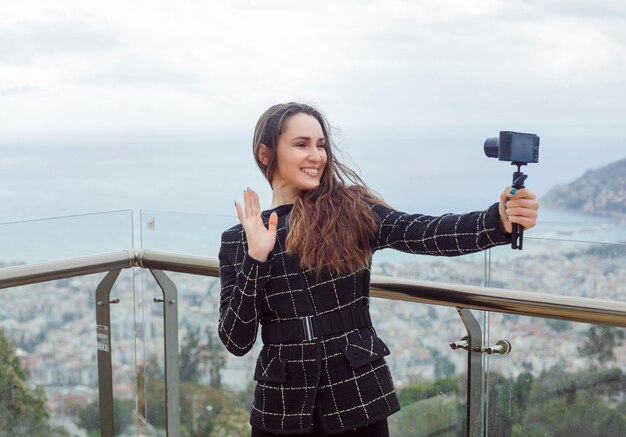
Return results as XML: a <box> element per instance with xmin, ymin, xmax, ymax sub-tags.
<box><xmin>258</xmin><ymin>113</ymin><xmax>328</xmax><ymax>198</ymax></box>
<box><xmin>216</xmin><ymin>102</ymin><xmax>540</xmax><ymax>436</ymax></box>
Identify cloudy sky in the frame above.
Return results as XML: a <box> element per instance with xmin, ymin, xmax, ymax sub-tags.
<box><xmin>2</xmin><ymin>0</ymin><xmax>625</xmax><ymax>137</ymax></box>
<box><xmin>1</xmin><ymin>0</ymin><xmax>625</xmax><ymax>226</ymax></box>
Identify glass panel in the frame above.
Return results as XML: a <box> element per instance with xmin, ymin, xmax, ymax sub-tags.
<box><xmin>373</xmin><ymin>297</ymin><xmax>467</xmax><ymax>436</ymax></box>
<box><xmin>373</xmin><ymin>248</ymin><xmax>488</xmax><ymax>286</ymax></box>
<box><xmin>486</xmin><ymin>237</ymin><xmax>626</xmax><ymax>434</ymax></box>
<box><xmin>485</xmin><ymin>314</ymin><xmax>626</xmax><ymax>435</ymax></box>
<box><xmin>140</xmin><ymin>210</ymin><xmax>233</xmax><ymax>257</ymax></box>
<box><xmin>0</xmin><ymin>271</ymin><xmax>138</xmax><ymax>436</ymax></box>
<box><xmin>372</xmin><ymin>249</ymin><xmax>489</xmax><ymax>435</ymax></box>
<box><xmin>139</xmin><ymin>269</ymin><xmax>257</xmax><ymax>436</ymax></box>
<box><xmin>139</xmin><ymin>210</ymin><xmax>253</xmax><ymax>435</ymax></box>
<box><xmin>0</xmin><ymin>210</ymin><xmax>134</xmax><ymax>265</ymax></box>
<box><xmin>488</xmin><ymin>237</ymin><xmax>626</xmax><ymax>298</ymax></box>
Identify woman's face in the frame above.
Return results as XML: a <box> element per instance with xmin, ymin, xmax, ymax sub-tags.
<box><xmin>270</xmin><ymin>113</ymin><xmax>328</xmax><ymax>194</ymax></box>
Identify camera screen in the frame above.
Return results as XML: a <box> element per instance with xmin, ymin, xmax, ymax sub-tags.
<box><xmin>509</xmin><ymin>133</ymin><xmax>537</xmax><ymax>162</ymax></box>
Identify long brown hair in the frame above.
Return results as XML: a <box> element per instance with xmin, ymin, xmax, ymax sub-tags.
<box><xmin>253</xmin><ymin>102</ymin><xmax>386</xmax><ymax>276</ymax></box>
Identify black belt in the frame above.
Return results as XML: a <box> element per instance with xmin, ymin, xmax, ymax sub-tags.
<box><xmin>261</xmin><ymin>306</ymin><xmax>372</xmax><ymax>343</ymax></box>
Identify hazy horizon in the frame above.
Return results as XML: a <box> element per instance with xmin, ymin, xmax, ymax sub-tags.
<box><xmin>1</xmin><ymin>128</ymin><xmax>624</xmax><ymax>225</ymax></box>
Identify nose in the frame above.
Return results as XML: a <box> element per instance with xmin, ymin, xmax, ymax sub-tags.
<box><xmin>308</xmin><ymin>145</ymin><xmax>322</xmax><ymax>163</ymax></box>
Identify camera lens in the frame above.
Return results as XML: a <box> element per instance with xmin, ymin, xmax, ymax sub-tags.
<box><xmin>484</xmin><ymin>137</ymin><xmax>499</xmax><ymax>158</ymax></box>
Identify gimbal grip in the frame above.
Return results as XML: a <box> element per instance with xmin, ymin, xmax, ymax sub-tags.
<box><xmin>511</xmin><ymin>172</ymin><xmax>527</xmax><ymax>250</ymax></box>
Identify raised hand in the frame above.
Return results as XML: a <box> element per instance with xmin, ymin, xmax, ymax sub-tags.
<box><xmin>235</xmin><ymin>188</ymin><xmax>278</xmax><ymax>262</ymax></box>
<box><xmin>498</xmin><ymin>187</ymin><xmax>540</xmax><ymax>234</ymax></box>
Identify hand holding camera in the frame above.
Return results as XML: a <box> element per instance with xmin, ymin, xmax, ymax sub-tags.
<box><xmin>485</xmin><ymin>131</ymin><xmax>541</xmax><ymax>249</ymax></box>
<box><xmin>498</xmin><ymin>186</ymin><xmax>540</xmax><ymax>235</ymax></box>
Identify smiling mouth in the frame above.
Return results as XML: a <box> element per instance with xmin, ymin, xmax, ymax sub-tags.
<box><xmin>301</xmin><ymin>168</ymin><xmax>319</xmax><ymax>176</ymax></box>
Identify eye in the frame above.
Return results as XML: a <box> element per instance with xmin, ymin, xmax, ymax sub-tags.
<box><xmin>317</xmin><ymin>143</ymin><xmax>326</xmax><ymax>149</ymax></box>
<box><xmin>295</xmin><ymin>143</ymin><xmax>306</xmax><ymax>147</ymax></box>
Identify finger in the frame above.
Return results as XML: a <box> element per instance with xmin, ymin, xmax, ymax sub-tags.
<box><xmin>499</xmin><ymin>187</ymin><xmax>513</xmax><ymax>203</ymax></box>
<box><xmin>506</xmin><ymin>198</ymin><xmax>540</xmax><ymax>210</ymax></box>
<box><xmin>244</xmin><ymin>188</ymin><xmax>252</xmax><ymax>218</ymax></box>
<box><xmin>235</xmin><ymin>202</ymin><xmax>244</xmax><ymax>224</ymax></box>
<box><xmin>511</xmin><ymin>188</ymin><xmax>536</xmax><ymax>200</ymax></box>
<box><xmin>507</xmin><ymin>215</ymin><xmax>537</xmax><ymax>230</ymax></box>
<box><xmin>500</xmin><ymin>187</ymin><xmax>524</xmax><ymax>207</ymax></box>
<box><xmin>505</xmin><ymin>207</ymin><xmax>539</xmax><ymax>220</ymax></box>
<box><xmin>252</xmin><ymin>190</ymin><xmax>261</xmax><ymax>217</ymax></box>
<box><xmin>267</xmin><ymin>212</ymin><xmax>278</xmax><ymax>233</ymax></box>
<box><xmin>505</xmin><ymin>203</ymin><xmax>540</xmax><ymax>224</ymax></box>
<box><xmin>504</xmin><ymin>188</ymin><xmax>537</xmax><ymax>201</ymax></box>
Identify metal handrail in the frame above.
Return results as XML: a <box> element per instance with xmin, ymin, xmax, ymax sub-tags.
<box><xmin>1</xmin><ymin>250</ymin><xmax>625</xmax><ymax>327</ymax></box>
<box><xmin>137</xmin><ymin>250</ymin><xmax>220</xmax><ymax>277</ymax></box>
<box><xmin>0</xmin><ymin>250</ymin><xmax>136</xmax><ymax>289</ymax></box>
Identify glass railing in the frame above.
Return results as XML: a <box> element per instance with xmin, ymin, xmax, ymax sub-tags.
<box><xmin>485</xmin><ymin>315</ymin><xmax>626</xmax><ymax>436</ymax></box>
<box><xmin>0</xmin><ymin>271</ymin><xmax>138</xmax><ymax>436</ymax></box>
<box><xmin>138</xmin><ymin>211</ymin><xmax>234</xmax><ymax>436</ymax></box>
<box><xmin>1</xmin><ymin>209</ymin><xmax>625</xmax><ymax>436</ymax></box>
<box><xmin>373</xmin><ymin>244</ymin><xmax>489</xmax><ymax>436</ymax></box>
<box><xmin>484</xmin><ymin>237</ymin><xmax>626</xmax><ymax>436</ymax></box>
<box><xmin>0</xmin><ymin>211</ymin><xmax>136</xmax><ymax>436</ymax></box>
<box><xmin>139</xmin><ymin>210</ymin><xmax>229</xmax><ymax>257</ymax></box>
<box><xmin>0</xmin><ymin>210</ymin><xmax>134</xmax><ymax>265</ymax></box>
<box><xmin>488</xmin><ymin>237</ymin><xmax>626</xmax><ymax>298</ymax></box>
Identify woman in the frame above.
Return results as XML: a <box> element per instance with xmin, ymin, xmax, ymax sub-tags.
<box><xmin>218</xmin><ymin>102</ymin><xmax>540</xmax><ymax>436</ymax></box>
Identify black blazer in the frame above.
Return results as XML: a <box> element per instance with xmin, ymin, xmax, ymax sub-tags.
<box><xmin>218</xmin><ymin>202</ymin><xmax>509</xmax><ymax>434</ymax></box>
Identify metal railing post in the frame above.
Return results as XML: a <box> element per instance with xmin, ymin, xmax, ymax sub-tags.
<box><xmin>456</xmin><ymin>307</ymin><xmax>484</xmax><ymax>437</ymax></box>
<box><xmin>150</xmin><ymin>269</ymin><xmax>181</xmax><ymax>437</ymax></box>
<box><xmin>450</xmin><ymin>308</ymin><xmax>513</xmax><ymax>436</ymax></box>
<box><xmin>95</xmin><ymin>270</ymin><xmax>122</xmax><ymax>437</ymax></box>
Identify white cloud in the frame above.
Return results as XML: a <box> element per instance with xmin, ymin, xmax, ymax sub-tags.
<box><xmin>0</xmin><ymin>12</ymin><xmax>119</xmax><ymax>64</ymax></box>
<box><xmin>0</xmin><ymin>0</ymin><xmax>624</xmax><ymax>136</ymax></box>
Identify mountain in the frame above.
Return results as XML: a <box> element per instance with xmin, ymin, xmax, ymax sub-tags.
<box><xmin>541</xmin><ymin>158</ymin><xmax>626</xmax><ymax>218</ymax></box>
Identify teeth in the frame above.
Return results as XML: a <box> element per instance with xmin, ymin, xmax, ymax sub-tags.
<box><xmin>302</xmin><ymin>168</ymin><xmax>318</xmax><ymax>175</ymax></box>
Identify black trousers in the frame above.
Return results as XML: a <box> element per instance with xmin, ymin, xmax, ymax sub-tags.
<box><xmin>251</xmin><ymin>408</ymin><xmax>389</xmax><ymax>437</ymax></box>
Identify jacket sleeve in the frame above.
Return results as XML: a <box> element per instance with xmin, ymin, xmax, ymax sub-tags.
<box><xmin>371</xmin><ymin>202</ymin><xmax>510</xmax><ymax>256</ymax></box>
<box><xmin>217</xmin><ymin>227</ymin><xmax>272</xmax><ymax>356</ymax></box>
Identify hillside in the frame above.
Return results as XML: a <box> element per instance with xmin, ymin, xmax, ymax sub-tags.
<box><xmin>541</xmin><ymin>158</ymin><xmax>626</xmax><ymax>218</ymax></box>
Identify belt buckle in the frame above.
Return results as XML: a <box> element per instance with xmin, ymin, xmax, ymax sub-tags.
<box><xmin>302</xmin><ymin>315</ymin><xmax>316</xmax><ymax>341</ymax></box>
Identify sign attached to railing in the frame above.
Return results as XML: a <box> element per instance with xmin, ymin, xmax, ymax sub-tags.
<box><xmin>97</xmin><ymin>325</ymin><xmax>110</xmax><ymax>353</ymax></box>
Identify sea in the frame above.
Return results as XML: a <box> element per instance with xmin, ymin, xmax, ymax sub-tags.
<box><xmin>1</xmin><ymin>132</ymin><xmax>625</xmax><ymax>265</ymax></box>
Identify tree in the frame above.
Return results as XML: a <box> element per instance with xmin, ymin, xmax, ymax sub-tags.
<box><xmin>206</xmin><ymin>328</ymin><xmax>226</xmax><ymax>389</ymax></box>
<box><xmin>180</xmin><ymin>328</ymin><xmax>202</xmax><ymax>383</ymax></box>
<box><xmin>210</xmin><ymin>406</ymin><xmax>249</xmax><ymax>437</ymax></box>
<box><xmin>179</xmin><ymin>326</ymin><xmax>226</xmax><ymax>388</ymax></box>
<box><xmin>517</xmin><ymin>392</ymin><xmax>626</xmax><ymax>436</ymax></box>
<box><xmin>142</xmin><ymin>329</ymin><xmax>237</xmax><ymax>436</ymax></box>
<box><xmin>487</xmin><ymin>371</ymin><xmax>534</xmax><ymax>437</ymax></box>
<box><xmin>578</xmin><ymin>325</ymin><xmax>625</xmax><ymax>368</ymax></box>
<box><xmin>179</xmin><ymin>382</ymin><xmax>226</xmax><ymax>437</ymax></box>
<box><xmin>77</xmin><ymin>398</ymin><xmax>134</xmax><ymax>436</ymax></box>
<box><xmin>545</xmin><ymin>319</ymin><xmax>571</xmax><ymax>333</ymax></box>
<box><xmin>141</xmin><ymin>356</ymin><xmax>166</xmax><ymax>430</ymax></box>
<box><xmin>0</xmin><ymin>328</ymin><xmax>69</xmax><ymax>436</ymax></box>
<box><xmin>396</xmin><ymin>376</ymin><xmax>460</xmax><ymax>407</ymax></box>
<box><xmin>431</xmin><ymin>349</ymin><xmax>456</xmax><ymax>379</ymax></box>
<box><xmin>392</xmin><ymin>376</ymin><xmax>463</xmax><ymax>437</ymax></box>
<box><xmin>507</xmin><ymin>367</ymin><xmax>626</xmax><ymax>436</ymax></box>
